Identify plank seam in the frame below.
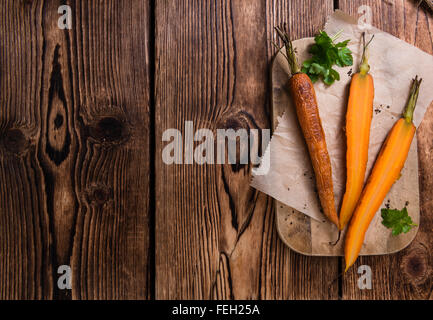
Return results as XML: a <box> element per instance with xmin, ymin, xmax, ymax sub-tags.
<box><xmin>148</xmin><ymin>0</ymin><xmax>156</xmax><ymax>301</ymax></box>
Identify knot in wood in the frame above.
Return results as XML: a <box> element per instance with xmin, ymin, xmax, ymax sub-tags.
<box><xmin>88</xmin><ymin>116</ymin><xmax>130</xmax><ymax>146</ymax></box>
<box><xmin>401</xmin><ymin>247</ymin><xmax>429</xmax><ymax>284</ymax></box>
<box><xmin>2</xmin><ymin>128</ymin><xmax>29</xmax><ymax>156</ymax></box>
<box><xmin>217</xmin><ymin>110</ymin><xmax>257</xmax><ymax>132</ymax></box>
<box><xmin>98</xmin><ymin>117</ymin><xmax>123</xmax><ymax>141</ymax></box>
<box><xmin>54</xmin><ymin>114</ymin><xmax>64</xmax><ymax>129</ymax></box>
<box><xmin>85</xmin><ymin>185</ymin><xmax>113</xmax><ymax>207</ymax></box>
<box><xmin>220</xmin><ymin>117</ymin><xmax>244</xmax><ymax>131</ymax></box>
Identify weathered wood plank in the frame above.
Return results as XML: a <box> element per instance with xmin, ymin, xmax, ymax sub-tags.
<box><xmin>67</xmin><ymin>0</ymin><xmax>151</xmax><ymax>300</ymax></box>
<box><xmin>0</xmin><ymin>0</ymin><xmax>151</xmax><ymax>299</ymax></box>
<box><xmin>338</xmin><ymin>0</ymin><xmax>433</xmax><ymax>299</ymax></box>
<box><xmin>155</xmin><ymin>0</ymin><xmax>338</xmax><ymax>300</ymax></box>
<box><xmin>0</xmin><ymin>0</ymin><xmax>52</xmax><ymax>300</ymax></box>
<box><xmin>155</xmin><ymin>0</ymin><xmax>270</xmax><ymax>299</ymax></box>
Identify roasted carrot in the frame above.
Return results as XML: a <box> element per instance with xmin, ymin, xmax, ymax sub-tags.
<box><xmin>344</xmin><ymin>77</ymin><xmax>422</xmax><ymax>271</ymax></box>
<box><xmin>276</xmin><ymin>27</ymin><xmax>339</xmax><ymax>227</ymax></box>
<box><xmin>339</xmin><ymin>35</ymin><xmax>375</xmax><ymax>230</ymax></box>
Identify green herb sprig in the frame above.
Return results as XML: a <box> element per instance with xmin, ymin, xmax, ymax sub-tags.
<box><xmin>302</xmin><ymin>30</ymin><xmax>353</xmax><ymax>85</ymax></box>
<box><xmin>381</xmin><ymin>207</ymin><xmax>417</xmax><ymax>236</ymax></box>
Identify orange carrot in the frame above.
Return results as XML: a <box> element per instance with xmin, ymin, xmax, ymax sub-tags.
<box><xmin>276</xmin><ymin>27</ymin><xmax>339</xmax><ymax>227</ymax></box>
<box><xmin>339</xmin><ymin>35</ymin><xmax>375</xmax><ymax>230</ymax></box>
<box><xmin>344</xmin><ymin>77</ymin><xmax>422</xmax><ymax>271</ymax></box>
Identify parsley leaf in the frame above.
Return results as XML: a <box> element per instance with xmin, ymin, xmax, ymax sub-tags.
<box><xmin>381</xmin><ymin>207</ymin><xmax>417</xmax><ymax>236</ymax></box>
<box><xmin>302</xmin><ymin>30</ymin><xmax>353</xmax><ymax>85</ymax></box>
<box><xmin>337</xmin><ymin>47</ymin><xmax>353</xmax><ymax>66</ymax></box>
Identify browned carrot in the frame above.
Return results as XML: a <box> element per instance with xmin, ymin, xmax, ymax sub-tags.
<box><xmin>276</xmin><ymin>27</ymin><xmax>339</xmax><ymax>227</ymax></box>
<box><xmin>344</xmin><ymin>77</ymin><xmax>422</xmax><ymax>271</ymax></box>
<box><xmin>339</xmin><ymin>35</ymin><xmax>375</xmax><ymax>230</ymax></box>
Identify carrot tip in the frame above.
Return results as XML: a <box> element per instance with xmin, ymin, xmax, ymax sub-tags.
<box><xmin>344</xmin><ymin>265</ymin><xmax>350</xmax><ymax>273</ymax></box>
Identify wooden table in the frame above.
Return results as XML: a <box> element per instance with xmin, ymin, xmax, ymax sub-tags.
<box><xmin>0</xmin><ymin>0</ymin><xmax>432</xmax><ymax>300</ymax></box>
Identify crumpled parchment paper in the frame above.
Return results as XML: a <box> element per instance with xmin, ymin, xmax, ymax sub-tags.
<box><xmin>251</xmin><ymin>11</ymin><xmax>433</xmax><ymax>226</ymax></box>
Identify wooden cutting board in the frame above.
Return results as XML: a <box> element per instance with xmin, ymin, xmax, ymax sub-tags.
<box><xmin>272</xmin><ymin>39</ymin><xmax>420</xmax><ymax>256</ymax></box>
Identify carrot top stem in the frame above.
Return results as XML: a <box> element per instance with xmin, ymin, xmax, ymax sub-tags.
<box><xmin>403</xmin><ymin>76</ymin><xmax>422</xmax><ymax>124</ymax></box>
<box><xmin>330</xmin><ymin>29</ymin><xmax>343</xmax><ymax>42</ymax></box>
<box><xmin>359</xmin><ymin>33</ymin><xmax>374</xmax><ymax>76</ymax></box>
<box><xmin>275</xmin><ymin>26</ymin><xmax>301</xmax><ymax>74</ymax></box>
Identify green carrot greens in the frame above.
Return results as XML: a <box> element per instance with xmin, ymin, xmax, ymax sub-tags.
<box><xmin>302</xmin><ymin>30</ymin><xmax>353</xmax><ymax>85</ymax></box>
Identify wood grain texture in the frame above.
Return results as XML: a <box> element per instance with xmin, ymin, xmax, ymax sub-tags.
<box><xmin>2</xmin><ymin>0</ymin><xmax>431</xmax><ymax>300</ymax></box>
<box><xmin>69</xmin><ymin>0</ymin><xmax>151</xmax><ymax>300</ymax></box>
<box><xmin>155</xmin><ymin>0</ymin><xmax>339</xmax><ymax>300</ymax></box>
<box><xmin>0</xmin><ymin>0</ymin><xmax>151</xmax><ymax>299</ymax></box>
<box><xmin>155</xmin><ymin>0</ymin><xmax>271</xmax><ymax>300</ymax></box>
<box><xmin>0</xmin><ymin>0</ymin><xmax>52</xmax><ymax>300</ymax></box>
<box><xmin>338</xmin><ymin>0</ymin><xmax>433</xmax><ymax>300</ymax></box>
